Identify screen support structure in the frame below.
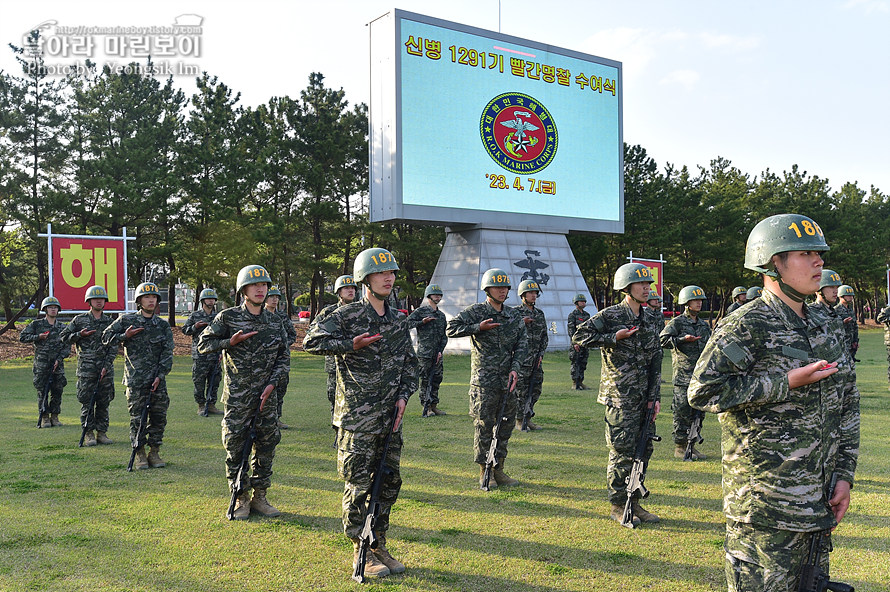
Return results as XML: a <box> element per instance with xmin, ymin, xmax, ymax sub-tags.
<box><xmin>431</xmin><ymin>226</ymin><xmax>594</xmax><ymax>353</ymax></box>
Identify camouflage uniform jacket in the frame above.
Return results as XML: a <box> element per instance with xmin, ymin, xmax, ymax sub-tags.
<box><xmin>659</xmin><ymin>311</ymin><xmax>711</xmax><ymax>386</ymax></box>
<box><xmin>302</xmin><ymin>298</ymin><xmax>419</xmax><ymax>434</ymax></box>
<box><xmin>313</xmin><ymin>302</ymin><xmax>345</xmax><ymax>374</ymax></box>
<box><xmin>726</xmin><ymin>301</ymin><xmax>743</xmax><ymax>315</ymax></box>
<box><xmin>20</xmin><ymin>318</ymin><xmax>70</xmax><ymax>372</ymax></box>
<box><xmin>650</xmin><ymin>306</ymin><xmax>665</xmax><ymax>337</ymax></box>
<box><xmin>102</xmin><ymin>313</ymin><xmax>174</xmax><ymax>387</ymax></box>
<box><xmin>877</xmin><ymin>305</ymin><xmax>890</xmax><ymax>345</ymax></box>
<box><xmin>688</xmin><ymin>289</ymin><xmax>860</xmax><ymax>532</ymax></box>
<box><xmin>196</xmin><ymin>303</ymin><xmax>291</xmax><ymax>399</ymax></box>
<box><xmin>567</xmin><ymin>307</ymin><xmax>590</xmax><ymax>339</ymax></box>
<box><xmin>514</xmin><ymin>302</ymin><xmax>547</xmax><ymax>366</ymax></box>
<box><xmin>272</xmin><ymin>310</ymin><xmax>297</xmax><ymax>346</ymax></box>
<box><xmin>572</xmin><ymin>300</ymin><xmax>662</xmax><ymax>407</ymax></box>
<box><xmin>182</xmin><ymin>309</ymin><xmax>215</xmax><ymax>356</ymax></box>
<box><xmin>60</xmin><ymin>312</ymin><xmax>116</xmax><ymax>377</ymax></box>
<box><xmin>407</xmin><ymin>304</ymin><xmax>448</xmax><ymax>359</ymax></box>
<box><xmin>446</xmin><ymin>300</ymin><xmax>528</xmax><ymax>391</ymax></box>
<box><xmin>834</xmin><ymin>302</ymin><xmax>859</xmax><ymax>348</ymax></box>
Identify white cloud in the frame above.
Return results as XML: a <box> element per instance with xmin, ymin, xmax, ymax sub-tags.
<box><xmin>660</xmin><ymin>69</ymin><xmax>701</xmax><ymax>90</ymax></box>
<box><xmin>842</xmin><ymin>0</ymin><xmax>890</xmax><ymax>13</ymax></box>
<box><xmin>699</xmin><ymin>32</ymin><xmax>761</xmax><ymax>51</ymax></box>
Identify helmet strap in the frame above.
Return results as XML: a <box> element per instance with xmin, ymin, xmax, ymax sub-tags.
<box><xmin>776</xmin><ymin>274</ymin><xmax>809</xmax><ymax>303</ymax></box>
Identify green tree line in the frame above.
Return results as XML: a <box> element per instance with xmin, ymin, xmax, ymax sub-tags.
<box><xmin>2</xmin><ymin>31</ymin><xmax>887</xmax><ymax>328</ymax></box>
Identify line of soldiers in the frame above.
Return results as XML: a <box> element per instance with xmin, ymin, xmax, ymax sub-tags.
<box><xmin>18</xmin><ymin>216</ymin><xmax>873</xmax><ymax>585</ymax></box>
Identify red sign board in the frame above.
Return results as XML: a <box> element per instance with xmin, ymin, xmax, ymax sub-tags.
<box><xmin>630</xmin><ymin>257</ymin><xmax>664</xmax><ymax>300</ymax></box>
<box><xmin>50</xmin><ymin>236</ymin><xmax>130</xmax><ymax>312</ymax></box>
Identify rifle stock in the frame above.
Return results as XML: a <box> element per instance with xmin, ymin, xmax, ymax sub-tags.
<box><xmin>797</xmin><ymin>474</ymin><xmax>854</xmax><ymax>592</ymax></box>
<box><xmin>683</xmin><ymin>410</ymin><xmax>704</xmax><ymax>461</ymax></box>
<box><xmin>227</xmin><ymin>386</ymin><xmax>273</xmax><ymax>520</ymax></box>
<box><xmin>621</xmin><ymin>402</ymin><xmax>661</xmax><ymax>528</ymax></box>
<box><xmin>353</xmin><ymin>406</ymin><xmax>400</xmax><ymax>583</ymax></box>
<box><xmin>520</xmin><ymin>354</ymin><xmax>543</xmax><ymax>431</ymax></box>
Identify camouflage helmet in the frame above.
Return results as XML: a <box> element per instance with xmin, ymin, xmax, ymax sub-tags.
<box><xmin>40</xmin><ymin>296</ymin><xmax>61</xmax><ymax>311</ymax></box>
<box><xmin>268</xmin><ymin>286</ymin><xmax>282</xmax><ymax>297</ymax></box>
<box><xmin>518</xmin><ymin>279</ymin><xmax>541</xmax><ymax>297</ymax></box>
<box><xmin>573</xmin><ymin>293</ymin><xmax>587</xmax><ymax>303</ymax></box>
<box><xmin>838</xmin><ymin>285</ymin><xmax>855</xmax><ymax>298</ymax></box>
<box><xmin>480</xmin><ymin>268</ymin><xmax>511</xmax><ymax>290</ymax></box>
<box><xmin>423</xmin><ymin>284</ymin><xmax>443</xmax><ymax>299</ymax></box>
<box><xmin>334</xmin><ymin>275</ymin><xmax>356</xmax><ymax>293</ymax></box>
<box><xmin>744</xmin><ymin>214</ymin><xmax>829</xmax><ymax>276</ymax></box>
<box><xmin>135</xmin><ymin>282</ymin><xmax>161</xmax><ymax>301</ymax></box>
<box><xmin>353</xmin><ymin>248</ymin><xmax>399</xmax><ymax>284</ymax></box>
<box><xmin>819</xmin><ymin>270</ymin><xmax>843</xmax><ymax>290</ymax></box>
<box><xmin>746</xmin><ymin>286</ymin><xmax>763</xmax><ymax>300</ymax></box>
<box><xmin>84</xmin><ymin>285</ymin><xmax>109</xmax><ymax>302</ymax></box>
<box><xmin>236</xmin><ymin>265</ymin><xmax>272</xmax><ymax>293</ymax></box>
<box><xmin>647</xmin><ymin>291</ymin><xmax>662</xmax><ymax>303</ymax></box>
<box><xmin>199</xmin><ymin>288</ymin><xmax>218</xmax><ymax>301</ymax></box>
<box><xmin>614</xmin><ymin>262</ymin><xmax>653</xmax><ymax>291</ymax></box>
<box><xmin>678</xmin><ymin>285</ymin><xmax>707</xmax><ymax>306</ymax></box>
<box><xmin>731</xmin><ymin>286</ymin><xmax>747</xmax><ymax>300</ymax></box>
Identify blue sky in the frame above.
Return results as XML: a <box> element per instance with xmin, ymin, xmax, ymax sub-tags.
<box><xmin>2</xmin><ymin>0</ymin><xmax>888</xmax><ymax>193</ymax></box>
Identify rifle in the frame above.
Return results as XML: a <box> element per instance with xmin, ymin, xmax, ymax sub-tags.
<box><xmin>683</xmin><ymin>410</ymin><xmax>704</xmax><ymax>461</ymax></box>
<box><xmin>797</xmin><ymin>475</ymin><xmax>855</xmax><ymax>592</ymax></box>
<box><xmin>226</xmin><ymin>386</ymin><xmax>274</xmax><ymax>520</ymax></box>
<box><xmin>353</xmin><ymin>406</ymin><xmax>400</xmax><ymax>583</ymax></box>
<box><xmin>37</xmin><ymin>371</ymin><xmax>54</xmax><ymax>428</ymax></box>
<box><xmin>621</xmin><ymin>402</ymin><xmax>662</xmax><ymax>528</ymax></box>
<box><xmin>201</xmin><ymin>354</ymin><xmax>223</xmax><ymax>417</ymax></box>
<box><xmin>127</xmin><ymin>363</ymin><xmax>161</xmax><ymax>472</ymax></box>
<box><xmin>520</xmin><ymin>354</ymin><xmax>543</xmax><ymax>432</ymax></box>
<box><xmin>421</xmin><ymin>347</ymin><xmax>444</xmax><ymax>417</ymax></box>
<box><xmin>481</xmin><ymin>379</ymin><xmax>512</xmax><ymax>492</ymax></box>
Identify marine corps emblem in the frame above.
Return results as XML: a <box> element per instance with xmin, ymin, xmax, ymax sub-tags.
<box><xmin>480</xmin><ymin>92</ymin><xmax>558</xmax><ymax>175</ymax></box>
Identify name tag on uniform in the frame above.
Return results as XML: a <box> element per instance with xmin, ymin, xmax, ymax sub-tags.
<box><xmin>781</xmin><ymin>345</ymin><xmax>809</xmax><ymax>361</ymax></box>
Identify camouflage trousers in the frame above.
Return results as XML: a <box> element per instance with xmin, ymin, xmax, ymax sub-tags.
<box><xmin>515</xmin><ymin>362</ymin><xmax>543</xmax><ymax>419</ymax></box>
<box><xmin>569</xmin><ymin>347</ymin><xmax>589</xmax><ymax>382</ymax></box>
<box><xmin>76</xmin><ymin>373</ymin><xmax>115</xmax><ymax>432</ymax></box>
<box><xmin>325</xmin><ymin>359</ymin><xmax>336</xmax><ymax>416</ymax></box>
<box><xmin>126</xmin><ymin>381</ymin><xmax>169</xmax><ymax>448</ymax></box>
<box><xmin>337</xmin><ymin>428</ymin><xmax>403</xmax><ymax>539</ymax></box>
<box><xmin>222</xmin><ymin>396</ymin><xmax>281</xmax><ymax>490</ymax></box>
<box><xmin>191</xmin><ymin>354</ymin><xmax>221</xmax><ymax>406</ymax></box>
<box><xmin>417</xmin><ymin>356</ymin><xmax>444</xmax><ymax>410</ymax></box>
<box><xmin>276</xmin><ymin>373</ymin><xmax>290</xmax><ymax>418</ymax></box>
<box><xmin>885</xmin><ymin>342</ymin><xmax>890</xmax><ymax>388</ymax></box>
<box><xmin>604</xmin><ymin>403</ymin><xmax>654</xmax><ymax>505</ymax></box>
<box><xmin>33</xmin><ymin>367</ymin><xmax>67</xmax><ymax>415</ymax></box>
<box><xmin>725</xmin><ymin>520</ymin><xmax>828</xmax><ymax>592</ymax></box>
<box><xmin>671</xmin><ymin>384</ymin><xmax>697</xmax><ymax>444</ymax></box>
<box><xmin>471</xmin><ymin>386</ymin><xmax>517</xmax><ymax>464</ymax></box>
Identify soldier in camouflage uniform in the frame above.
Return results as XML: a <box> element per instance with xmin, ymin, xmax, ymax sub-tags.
<box><xmin>303</xmin><ymin>248</ymin><xmax>419</xmax><ymax>579</ymax></box>
<box><xmin>726</xmin><ymin>286</ymin><xmax>747</xmax><ymax>315</ymax></box>
<box><xmin>446</xmin><ymin>268</ymin><xmax>528</xmax><ymax>489</ymax></box>
<box><xmin>198</xmin><ymin>265</ymin><xmax>291</xmax><ymax>520</ymax></box>
<box><xmin>407</xmin><ymin>284</ymin><xmax>448</xmax><ymax>417</ymax></box>
<box><xmin>20</xmin><ymin>296</ymin><xmax>69</xmax><ymax>428</ymax></box>
<box><xmin>646</xmin><ymin>291</ymin><xmax>665</xmax><ymax>336</ymax></box>
<box><xmin>311</xmin><ymin>275</ymin><xmax>357</xmax><ymax>426</ymax></box>
<box><xmin>60</xmin><ymin>286</ymin><xmax>117</xmax><ymax>446</ymax></box>
<box><xmin>102</xmin><ymin>282</ymin><xmax>174</xmax><ymax>470</ymax></box>
<box><xmin>745</xmin><ymin>286</ymin><xmax>763</xmax><ymax>303</ymax></box>
<box><xmin>572</xmin><ymin>262</ymin><xmax>662</xmax><ymax>526</ymax></box>
<box><xmin>265</xmin><ymin>286</ymin><xmax>297</xmax><ymax>430</ymax></box>
<box><xmin>877</xmin><ymin>302</ymin><xmax>890</xmax><ymax>391</ymax></box>
<box><xmin>659</xmin><ymin>285</ymin><xmax>710</xmax><ymax>460</ymax></box>
<box><xmin>182</xmin><ymin>288</ymin><xmax>223</xmax><ymax>416</ymax></box>
<box><xmin>514</xmin><ymin>280</ymin><xmax>547</xmax><ymax>431</ymax></box>
<box><xmin>810</xmin><ymin>270</ymin><xmax>843</xmax><ymax>321</ymax></box>
<box><xmin>835</xmin><ymin>285</ymin><xmax>859</xmax><ymax>362</ymax></box>
<box><xmin>689</xmin><ymin>214</ymin><xmax>859</xmax><ymax>591</ymax></box>
<box><xmin>567</xmin><ymin>294</ymin><xmax>591</xmax><ymax>390</ymax></box>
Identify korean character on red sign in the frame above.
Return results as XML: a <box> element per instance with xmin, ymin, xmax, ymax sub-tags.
<box><xmin>556</xmin><ymin>68</ymin><xmax>571</xmax><ymax>86</ymax></box>
<box><xmin>510</xmin><ymin>57</ymin><xmax>525</xmax><ymax>76</ymax></box>
<box><xmin>525</xmin><ymin>62</ymin><xmax>541</xmax><ymax>80</ymax></box>
<box><xmin>405</xmin><ymin>35</ymin><xmax>423</xmax><ymax>56</ymax></box>
<box><xmin>424</xmin><ymin>39</ymin><xmax>441</xmax><ymax>60</ymax></box>
<box><xmin>604</xmin><ymin>78</ymin><xmax>617</xmax><ymax>96</ymax></box>
<box><xmin>541</xmin><ymin>64</ymin><xmax>555</xmax><ymax>83</ymax></box>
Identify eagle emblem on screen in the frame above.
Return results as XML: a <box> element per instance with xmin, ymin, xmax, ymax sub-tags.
<box><xmin>480</xmin><ymin>92</ymin><xmax>558</xmax><ymax>175</ymax></box>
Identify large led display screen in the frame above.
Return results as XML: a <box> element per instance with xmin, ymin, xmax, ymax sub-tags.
<box><xmin>370</xmin><ymin>10</ymin><xmax>623</xmax><ymax>233</ymax></box>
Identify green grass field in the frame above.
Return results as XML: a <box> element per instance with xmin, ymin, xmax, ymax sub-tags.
<box><xmin>1</xmin><ymin>331</ymin><xmax>888</xmax><ymax>592</ymax></box>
